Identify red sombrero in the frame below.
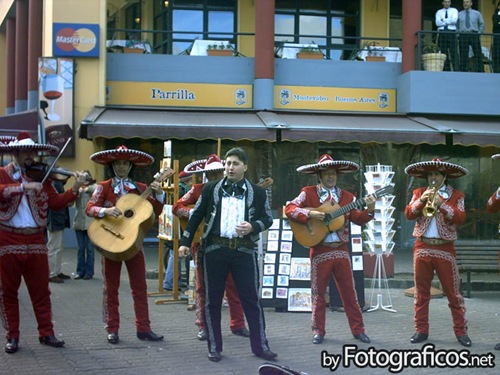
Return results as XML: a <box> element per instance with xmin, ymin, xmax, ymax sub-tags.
<box><xmin>297</xmin><ymin>154</ymin><xmax>359</xmax><ymax>174</ymax></box>
<box><xmin>492</xmin><ymin>154</ymin><xmax>500</xmax><ymax>160</ymax></box>
<box><xmin>0</xmin><ymin>131</ymin><xmax>59</xmax><ymax>154</ymax></box>
<box><xmin>90</xmin><ymin>145</ymin><xmax>154</xmax><ymax>166</ymax></box>
<box><xmin>184</xmin><ymin>154</ymin><xmax>225</xmax><ymax>174</ymax></box>
<box><xmin>405</xmin><ymin>158</ymin><xmax>468</xmax><ymax>179</ymax></box>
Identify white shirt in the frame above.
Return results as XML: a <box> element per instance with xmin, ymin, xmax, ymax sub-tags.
<box><xmin>435</xmin><ymin>7</ymin><xmax>458</xmax><ymax>31</ymax></box>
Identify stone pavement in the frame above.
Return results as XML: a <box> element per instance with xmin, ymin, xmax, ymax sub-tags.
<box><xmin>1</xmin><ymin>246</ymin><xmax>500</xmax><ymax>375</ymax></box>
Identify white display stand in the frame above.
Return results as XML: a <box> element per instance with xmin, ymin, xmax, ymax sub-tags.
<box><xmin>364</xmin><ymin>164</ymin><xmax>396</xmax><ymax>313</ymax></box>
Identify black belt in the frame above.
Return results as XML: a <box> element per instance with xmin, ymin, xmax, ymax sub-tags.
<box><xmin>0</xmin><ymin>224</ymin><xmax>43</xmax><ymax>235</ymax></box>
<box><xmin>207</xmin><ymin>236</ymin><xmax>255</xmax><ymax>250</ymax></box>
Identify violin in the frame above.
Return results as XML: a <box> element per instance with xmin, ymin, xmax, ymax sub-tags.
<box><xmin>25</xmin><ymin>162</ymin><xmax>94</xmax><ymax>184</ymax></box>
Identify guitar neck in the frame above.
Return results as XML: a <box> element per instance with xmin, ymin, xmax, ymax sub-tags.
<box><xmin>327</xmin><ymin>198</ymin><xmax>365</xmax><ymax>220</ymax></box>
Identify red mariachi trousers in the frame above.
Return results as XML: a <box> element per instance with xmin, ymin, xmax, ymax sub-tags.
<box><xmin>102</xmin><ymin>250</ymin><xmax>151</xmax><ymax>333</ymax></box>
<box><xmin>413</xmin><ymin>239</ymin><xmax>467</xmax><ymax>336</ymax></box>
<box><xmin>0</xmin><ymin>231</ymin><xmax>55</xmax><ymax>340</ymax></box>
<box><xmin>192</xmin><ymin>242</ymin><xmax>246</xmax><ymax>331</ymax></box>
<box><xmin>311</xmin><ymin>244</ymin><xmax>365</xmax><ymax>337</ymax></box>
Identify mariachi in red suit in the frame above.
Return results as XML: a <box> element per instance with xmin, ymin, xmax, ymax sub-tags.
<box><xmin>86</xmin><ymin>146</ymin><xmax>165</xmax><ymax>344</ymax></box>
<box><xmin>404</xmin><ymin>158</ymin><xmax>471</xmax><ymax>347</ymax></box>
<box><xmin>286</xmin><ymin>154</ymin><xmax>374</xmax><ymax>345</ymax></box>
<box><xmin>0</xmin><ymin>132</ymin><xmax>86</xmax><ymax>354</ymax></box>
<box><xmin>174</xmin><ymin>154</ymin><xmax>248</xmax><ymax>341</ymax></box>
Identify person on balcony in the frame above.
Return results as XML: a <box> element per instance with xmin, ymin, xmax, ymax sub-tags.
<box><xmin>492</xmin><ymin>1</ymin><xmax>500</xmax><ymax>73</ymax></box>
<box><xmin>457</xmin><ymin>0</ymin><xmax>485</xmax><ymax>72</ymax></box>
<box><xmin>435</xmin><ymin>0</ymin><xmax>459</xmax><ymax>71</ymax></box>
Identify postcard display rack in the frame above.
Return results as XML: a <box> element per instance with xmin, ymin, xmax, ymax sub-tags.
<box><xmin>364</xmin><ymin>164</ymin><xmax>397</xmax><ymax>313</ymax></box>
<box><xmin>261</xmin><ymin>218</ymin><xmax>365</xmax><ymax>312</ymax></box>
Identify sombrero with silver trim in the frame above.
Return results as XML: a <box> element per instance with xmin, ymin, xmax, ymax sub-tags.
<box><xmin>297</xmin><ymin>154</ymin><xmax>359</xmax><ymax>174</ymax></box>
<box><xmin>90</xmin><ymin>145</ymin><xmax>154</xmax><ymax>166</ymax></box>
<box><xmin>492</xmin><ymin>154</ymin><xmax>500</xmax><ymax>159</ymax></box>
<box><xmin>405</xmin><ymin>158</ymin><xmax>468</xmax><ymax>179</ymax></box>
<box><xmin>0</xmin><ymin>131</ymin><xmax>59</xmax><ymax>154</ymax></box>
<box><xmin>184</xmin><ymin>154</ymin><xmax>225</xmax><ymax>174</ymax></box>
<box><xmin>0</xmin><ymin>135</ymin><xmax>16</xmax><ymax>145</ymax></box>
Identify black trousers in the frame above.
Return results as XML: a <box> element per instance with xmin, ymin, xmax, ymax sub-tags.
<box><xmin>458</xmin><ymin>33</ymin><xmax>484</xmax><ymax>72</ymax></box>
<box><xmin>437</xmin><ymin>31</ymin><xmax>457</xmax><ymax>71</ymax></box>
<box><xmin>203</xmin><ymin>246</ymin><xmax>270</xmax><ymax>355</ymax></box>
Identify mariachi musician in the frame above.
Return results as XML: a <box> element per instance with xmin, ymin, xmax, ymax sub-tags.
<box><xmin>86</xmin><ymin>146</ymin><xmax>165</xmax><ymax>345</ymax></box>
<box><xmin>173</xmin><ymin>154</ymin><xmax>249</xmax><ymax>341</ymax></box>
<box><xmin>486</xmin><ymin>153</ymin><xmax>500</xmax><ymax>351</ymax></box>
<box><xmin>404</xmin><ymin>158</ymin><xmax>471</xmax><ymax>347</ymax></box>
<box><xmin>285</xmin><ymin>154</ymin><xmax>375</xmax><ymax>346</ymax></box>
<box><xmin>0</xmin><ymin>132</ymin><xmax>88</xmax><ymax>354</ymax></box>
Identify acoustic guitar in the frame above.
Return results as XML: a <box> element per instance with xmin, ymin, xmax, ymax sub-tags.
<box><xmin>178</xmin><ymin>177</ymin><xmax>274</xmax><ymax>242</ymax></box>
<box><xmin>289</xmin><ymin>185</ymin><xmax>394</xmax><ymax>248</ymax></box>
<box><xmin>89</xmin><ymin>168</ymin><xmax>175</xmax><ymax>261</ymax></box>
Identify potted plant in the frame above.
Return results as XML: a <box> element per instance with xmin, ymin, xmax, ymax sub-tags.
<box><xmin>206</xmin><ymin>44</ymin><xmax>234</xmax><ymax>57</ymax></box>
<box><xmin>364</xmin><ymin>41</ymin><xmax>386</xmax><ymax>62</ymax></box>
<box><xmin>421</xmin><ymin>40</ymin><xmax>447</xmax><ymax>71</ymax></box>
<box><xmin>296</xmin><ymin>46</ymin><xmax>324</xmax><ymax>59</ymax></box>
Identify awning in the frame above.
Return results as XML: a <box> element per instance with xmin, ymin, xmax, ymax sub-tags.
<box><xmin>0</xmin><ymin>109</ymin><xmax>39</xmax><ymax>140</ymax></box>
<box><xmin>275</xmin><ymin>113</ymin><xmax>444</xmax><ymax>144</ymax></box>
<box><xmin>79</xmin><ymin>107</ymin><xmax>277</xmax><ymax>142</ymax></box>
<box><xmin>414</xmin><ymin>116</ymin><xmax>500</xmax><ymax>147</ymax></box>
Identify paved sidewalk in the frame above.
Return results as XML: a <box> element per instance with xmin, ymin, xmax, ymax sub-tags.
<box><xmin>1</xmin><ymin>247</ymin><xmax>500</xmax><ymax>375</ymax></box>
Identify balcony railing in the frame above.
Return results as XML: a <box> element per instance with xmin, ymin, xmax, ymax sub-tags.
<box><xmin>417</xmin><ymin>30</ymin><xmax>500</xmax><ymax>73</ymax></box>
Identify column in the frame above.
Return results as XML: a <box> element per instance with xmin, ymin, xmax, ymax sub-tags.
<box><xmin>402</xmin><ymin>0</ymin><xmax>421</xmax><ymax>73</ymax></box>
<box><xmin>15</xmin><ymin>0</ymin><xmax>28</xmax><ymax>112</ymax></box>
<box><xmin>27</xmin><ymin>0</ymin><xmax>43</xmax><ymax>110</ymax></box>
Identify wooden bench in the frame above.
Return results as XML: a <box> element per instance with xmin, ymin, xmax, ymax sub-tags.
<box><xmin>455</xmin><ymin>240</ymin><xmax>500</xmax><ymax>298</ymax></box>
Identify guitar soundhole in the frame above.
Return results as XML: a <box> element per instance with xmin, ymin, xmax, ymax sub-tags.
<box><xmin>124</xmin><ymin>210</ymin><xmax>134</xmax><ymax>218</ymax></box>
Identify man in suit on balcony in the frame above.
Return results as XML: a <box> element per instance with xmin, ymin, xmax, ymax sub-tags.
<box><xmin>457</xmin><ymin>0</ymin><xmax>485</xmax><ymax>72</ymax></box>
<box><xmin>435</xmin><ymin>0</ymin><xmax>459</xmax><ymax>71</ymax></box>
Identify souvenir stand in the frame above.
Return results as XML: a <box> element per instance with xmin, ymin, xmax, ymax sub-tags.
<box><xmin>149</xmin><ymin>140</ymin><xmax>184</xmax><ymax>304</ymax></box>
<box><xmin>364</xmin><ymin>164</ymin><xmax>397</xmax><ymax>313</ymax></box>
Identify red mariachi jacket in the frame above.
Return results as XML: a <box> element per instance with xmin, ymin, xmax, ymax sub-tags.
<box><xmin>285</xmin><ymin>185</ymin><xmax>373</xmax><ymax>243</ymax></box>
<box><xmin>0</xmin><ymin>163</ymin><xmax>78</xmax><ymax>227</ymax></box>
<box><xmin>486</xmin><ymin>191</ymin><xmax>500</xmax><ymax>213</ymax></box>
<box><xmin>172</xmin><ymin>183</ymin><xmax>204</xmax><ymax>219</ymax></box>
<box><xmin>404</xmin><ymin>185</ymin><xmax>465</xmax><ymax>241</ymax></box>
<box><xmin>86</xmin><ymin>179</ymin><xmax>163</xmax><ymax>218</ymax></box>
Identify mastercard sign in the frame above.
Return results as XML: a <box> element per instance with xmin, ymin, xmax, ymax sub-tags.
<box><xmin>53</xmin><ymin>23</ymin><xmax>99</xmax><ymax>57</ymax></box>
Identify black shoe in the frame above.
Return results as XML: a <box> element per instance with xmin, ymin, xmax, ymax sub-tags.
<box><xmin>137</xmin><ymin>331</ymin><xmax>164</xmax><ymax>341</ymax></box>
<box><xmin>495</xmin><ymin>343</ymin><xmax>500</xmax><ymax>350</ymax></box>
<box><xmin>232</xmin><ymin>328</ymin><xmax>250</xmax><ymax>338</ymax></box>
<box><xmin>5</xmin><ymin>338</ymin><xmax>18</xmax><ymax>354</ymax></box>
<box><xmin>354</xmin><ymin>333</ymin><xmax>371</xmax><ymax>343</ymax></box>
<box><xmin>255</xmin><ymin>350</ymin><xmax>278</xmax><ymax>361</ymax></box>
<box><xmin>39</xmin><ymin>335</ymin><xmax>65</xmax><ymax>347</ymax></box>
<box><xmin>208</xmin><ymin>351</ymin><xmax>222</xmax><ymax>362</ymax></box>
<box><xmin>74</xmin><ymin>274</ymin><xmax>84</xmax><ymax>280</ymax></box>
<box><xmin>58</xmin><ymin>273</ymin><xmax>71</xmax><ymax>280</ymax></box>
<box><xmin>312</xmin><ymin>334</ymin><xmax>324</xmax><ymax>344</ymax></box>
<box><xmin>83</xmin><ymin>275</ymin><xmax>92</xmax><ymax>280</ymax></box>
<box><xmin>457</xmin><ymin>335</ymin><xmax>472</xmax><ymax>347</ymax></box>
<box><xmin>49</xmin><ymin>276</ymin><xmax>64</xmax><ymax>283</ymax></box>
<box><xmin>107</xmin><ymin>332</ymin><xmax>119</xmax><ymax>344</ymax></box>
<box><xmin>197</xmin><ymin>329</ymin><xmax>207</xmax><ymax>341</ymax></box>
<box><xmin>410</xmin><ymin>332</ymin><xmax>428</xmax><ymax>344</ymax></box>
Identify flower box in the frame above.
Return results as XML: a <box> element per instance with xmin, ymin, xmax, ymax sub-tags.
<box><xmin>365</xmin><ymin>56</ymin><xmax>386</xmax><ymax>62</ymax></box>
<box><xmin>296</xmin><ymin>52</ymin><xmax>323</xmax><ymax>60</ymax></box>
<box><xmin>207</xmin><ymin>49</ymin><xmax>234</xmax><ymax>57</ymax></box>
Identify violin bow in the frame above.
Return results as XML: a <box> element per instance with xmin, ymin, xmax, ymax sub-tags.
<box><xmin>40</xmin><ymin>137</ymin><xmax>72</xmax><ymax>184</ymax></box>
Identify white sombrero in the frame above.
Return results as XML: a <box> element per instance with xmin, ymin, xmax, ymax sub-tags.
<box><xmin>184</xmin><ymin>154</ymin><xmax>225</xmax><ymax>174</ymax></box>
<box><xmin>297</xmin><ymin>154</ymin><xmax>359</xmax><ymax>174</ymax></box>
<box><xmin>0</xmin><ymin>131</ymin><xmax>59</xmax><ymax>154</ymax></box>
<box><xmin>405</xmin><ymin>158</ymin><xmax>468</xmax><ymax>179</ymax></box>
<box><xmin>90</xmin><ymin>145</ymin><xmax>154</xmax><ymax>166</ymax></box>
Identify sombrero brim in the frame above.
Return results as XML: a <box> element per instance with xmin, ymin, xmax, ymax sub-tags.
<box><xmin>492</xmin><ymin>154</ymin><xmax>500</xmax><ymax>159</ymax></box>
<box><xmin>405</xmin><ymin>161</ymin><xmax>468</xmax><ymax>179</ymax></box>
<box><xmin>0</xmin><ymin>143</ymin><xmax>59</xmax><ymax>154</ymax></box>
<box><xmin>90</xmin><ymin>149</ymin><xmax>154</xmax><ymax>166</ymax></box>
<box><xmin>297</xmin><ymin>160</ymin><xmax>359</xmax><ymax>174</ymax></box>
<box><xmin>184</xmin><ymin>159</ymin><xmax>225</xmax><ymax>174</ymax></box>
<box><xmin>0</xmin><ymin>136</ymin><xmax>16</xmax><ymax>145</ymax></box>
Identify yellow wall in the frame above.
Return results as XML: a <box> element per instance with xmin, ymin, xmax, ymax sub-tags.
<box><xmin>47</xmin><ymin>0</ymin><xmax>106</xmax><ymax>176</ymax></box>
<box><xmin>238</xmin><ymin>0</ymin><xmax>256</xmax><ymax>57</ymax></box>
<box><xmin>361</xmin><ymin>0</ymin><xmax>389</xmax><ymax>46</ymax></box>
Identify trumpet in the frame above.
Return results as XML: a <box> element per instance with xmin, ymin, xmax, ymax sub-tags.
<box><xmin>422</xmin><ymin>182</ymin><xmax>439</xmax><ymax>218</ymax></box>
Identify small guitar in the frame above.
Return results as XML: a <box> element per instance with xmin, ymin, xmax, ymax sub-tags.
<box><xmin>89</xmin><ymin>168</ymin><xmax>175</xmax><ymax>261</ymax></box>
<box><xmin>289</xmin><ymin>185</ymin><xmax>394</xmax><ymax>248</ymax></box>
<box><xmin>178</xmin><ymin>177</ymin><xmax>274</xmax><ymax>241</ymax></box>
